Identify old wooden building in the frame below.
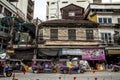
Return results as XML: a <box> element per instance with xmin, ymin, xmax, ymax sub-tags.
<box><xmin>38</xmin><ymin>4</ymin><xmax>105</xmax><ymax>65</ymax></box>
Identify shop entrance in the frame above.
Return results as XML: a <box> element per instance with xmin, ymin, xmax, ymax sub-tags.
<box><xmin>106</xmin><ymin>54</ymin><xmax>120</xmax><ymax>65</ymax></box>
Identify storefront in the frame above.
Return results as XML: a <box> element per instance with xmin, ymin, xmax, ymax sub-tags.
<box><xmin>10</xmin><ymin>49</ymin><xmax>34</xmax><ymax>66</ymax></box>
<box><xmin>59</xmin><ymin>48</ymin><xmax>106</xmax><ymax>69</ymax></box>
<box><xmin>37</xmin><ymin>48</ymin><xmax>106</xmax><ymax>69</ymax></box>
<box><xmin>106</xmin><ymin>48</ymin><xmax>120</xmax><ymax>65</ymax></box>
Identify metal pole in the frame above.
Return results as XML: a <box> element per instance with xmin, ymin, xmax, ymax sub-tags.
<box><xmin>33</xmin><ymin>17</ymin><xmax>39</xmax><ymax>63</ymax></box>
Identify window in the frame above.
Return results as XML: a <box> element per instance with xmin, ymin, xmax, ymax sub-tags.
<box><xmin>51</xmin><ymin>2</ymin><xmax>55</xmax><ymax>5</ymax></box>
<box><xmin>68</xmin><ymin>12</ymin><xmax>75</xmax><ymax>17</ymax></box>
<box><xmin>50</xmin><ymin>29</ymin><xmax>58</xmax><ymax>40</ymax></box>
<box><xmin>86</xmin><ymin>29</ymin><xmax>94</xmax><ymax>40</ymax></box>
<box><xmin>0</xmin><ymin>28</ymin><xmax>3</xmax><ymax>31</ymax></box>
<box><xmin>98</xmin><ymin>18</ymin><xmax>112</xmax><ymax>23</ymax></box>
<box><xmin>68</xmin><ymin>29</ymin><xmax>76</xmax><ymax>40</ymax></box>
<box><xmin>39</xmin><ymin>29</ymin><xmax>43</xmax><ymax>40</ymax></box>
<box><xmin>101</xmin><ymin>33</ymin><xmax>112</xmax><ymax>43</ymax></box>
<box><xmin>62</xmin><ymin>1</ymin><xmax>68</xmax><ymax>3</ymax></box>
<box><xmin>93</xmin><ymin>0</ymin><xmax>102</xmax><ymax>3</ymax></box>
<box><xmin>50</xmin><ymin>16</ymin><xmax>55</xmax><ymax>18</ymax></box>
<box><xmin>98</xmin><ymin>18</ymin><xmax>102</xmax><ymax>23</ymax></box>
<box><xmin>103</xmin><ymin>18</ymin><xmax>107</xmax><ymax>23</ymax></box>
<box><xmin>4</xmin><ymin>29</ymin><xmax>9</xmax><ymax>33</ymax></box>
<box><xmin>76</xmin><ymin>0</ymin><xmax>86</xmax><ymax>2</ymax></box>
<box><xmin>108</xmin><ymin>18</ymin><xmax>112</xmax><ymax>23</ymax></box>
<box><xmin>118</xmin><ymin>18</ymin><xmax>120</xmax><ymax>23</ymax></box>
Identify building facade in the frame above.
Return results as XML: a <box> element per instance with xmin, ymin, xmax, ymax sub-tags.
<box><xmin>46</xmin><ymin>0</ymin><xmax>102</xmax><ymax>20</ymax></box>
<box><xmin>38</xmin><ymin>4</ymin><xmax>106</xmax><ymax>68</ymax></box>
<box><xmin>0</xmin><ymin>0</ymin><xmax>36</xmax><ymax>65</ymax></box>
<box><xmin>10</xmin><ymin>0</ymin><xmax>34</xmax><ymax>22</ymax></box>
<box><xmin>0</xmin><ymin>0</ymin><xmax>25</xmax><ymax>20</ymax></box>
<box><xmin>84</xmin><ymin>3</ymin><xmax>120</xmax><ymax>64</ymax></box>
<box><xmin>0</xmin><ymin>0</ymin><xmax>25</xmax><ymax>52</ymax></box>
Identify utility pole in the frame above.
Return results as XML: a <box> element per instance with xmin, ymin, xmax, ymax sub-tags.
<box><xmin>33</xmin><ymin>17</ymin><xmax>39</xmax><ymax>63</ymax></box>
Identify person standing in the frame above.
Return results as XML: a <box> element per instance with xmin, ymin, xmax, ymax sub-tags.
<box><xmin>68</xmin><ymin>59</ymin><xmax>73</xmax><ymax>74</ymax></box>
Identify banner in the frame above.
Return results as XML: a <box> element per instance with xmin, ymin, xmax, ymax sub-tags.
<box><xmin>61</xmin><ymin>49</ymin><xmax>105</xmax><ymax>60</ymax></box>
<box><xmin>82</xmin><ymin>49</ymin><xmax>105</xmax><ymax>60</ymax></box>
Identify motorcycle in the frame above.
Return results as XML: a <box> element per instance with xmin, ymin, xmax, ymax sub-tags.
<box><xmin>5</xmin><ymin>65</ymin><xmax>13</xmax><ymax>77</ymax></box>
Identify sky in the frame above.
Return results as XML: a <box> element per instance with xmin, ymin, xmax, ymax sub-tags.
<box><xmin>34</xmin><ymin>0</ymin><xmax>46</xmax><ymax>21</ymax></box>
<box><xmin>33</xmin><ymin>0</ymin><xmax>120</xmax><ymax>21</ymax></box>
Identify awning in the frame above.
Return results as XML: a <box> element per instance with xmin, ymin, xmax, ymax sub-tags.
<box><xmin>32</xmin><ymin>59</ymin><xmax>52</xmax><ymax>62</ymax></box>
<box><xmin>108</xmin><ymin>50</ymin><xmax>120</xmax><ymax>55</ymax></box>
<box><xmin>10</xmin><ymin>49</ymin><xmax>34</xmax><ymax>60</ymax></box>
<box><xmin>9</xmin><ymin>59</ymin><xmax>21</xmax><ymax>61</ymax></box>
<box><xmin>38</xmin><ymin>49</ymin><xmax>58</xmax><ymax>56</ymax></box>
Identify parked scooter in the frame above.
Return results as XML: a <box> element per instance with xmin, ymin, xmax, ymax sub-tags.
<box><xmin>5</xmin><ymin>65</ymin><xmax>13</xmax><ymax>77</ymax></box>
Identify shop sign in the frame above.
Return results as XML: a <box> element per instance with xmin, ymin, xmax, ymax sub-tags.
<box><xmin>108</xmin><ymin>50</ymin><xmax>120</xmax><ymax>54</ymax></box>
<box><xmin>62</xmin><ymin>49</ymin><xmax>82</xmax><ymax>55</ymax></box>
<box><xmin>61</xmin><ymin>49</ymin><xmax>105</xmax><ymax>60</ymax></box>
<box><xmin>7</xmin><ymin>50</ymin><xmax>14</xmax><ymax>53</ymax></box>
<box><xmin>82</xmin><ymin>49</ymin><xmax>105</xmax><ymax>60</ymax></box>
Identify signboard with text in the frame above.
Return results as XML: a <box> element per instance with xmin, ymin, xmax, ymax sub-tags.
<box><xmin>61</xmin><ymin>49</ymin><xmax>105</xmax><ymax>60</ymax></box>
<box><xmin>82</xmin><ymin>49</ymin><xmax>105</xmax><ymax>60</ymax></box>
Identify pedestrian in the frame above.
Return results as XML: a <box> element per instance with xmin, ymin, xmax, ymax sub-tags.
<box><xmin>68</xmin><ymin>59</ymin><xmax>73</xmax><ymax>74</ymax></box>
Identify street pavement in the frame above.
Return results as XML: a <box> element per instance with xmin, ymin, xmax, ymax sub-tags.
<box><xmin>0</xmin><ymin>71</ymin><xmax>120</xmax><ymax>80</ymax></box>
